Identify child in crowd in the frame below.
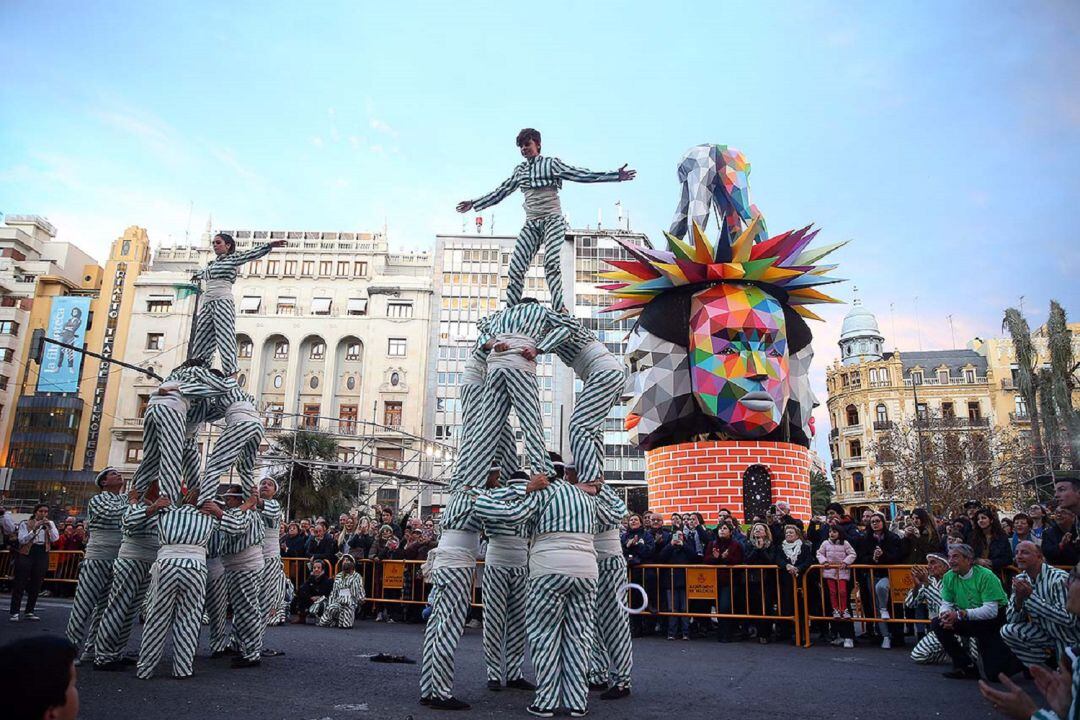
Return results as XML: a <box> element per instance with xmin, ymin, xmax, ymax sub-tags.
<box><xmin>816</xmin><ymin>526</ymin><xmax>857</xmax><ymax>619</ymax></box>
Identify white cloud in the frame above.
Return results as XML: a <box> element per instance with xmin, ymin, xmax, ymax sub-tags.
<box><xmin>369</xmin><ymin>118</ymin><xmax>398</xmax><ymax>137</ymax></box>
<box><xmin>311</xmin><ymin>136</ymin><xmax>324</xmax><ymax>148</ymax></box>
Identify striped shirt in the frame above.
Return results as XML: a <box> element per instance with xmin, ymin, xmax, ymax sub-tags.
<box><xmin>479</xmin><ymin>483</ymin><xmax>532</xmax><ymax>539</ymax></box>
<box><xmin>219</xmin><ymin>507</ymin><xmax>264</xmax><ymax>555</ymax></box>
<box><xmin>471</xmin><ymin>156</ymin><xmax>621</xmax><ymax>212</ymax></box>
<box><xmin>156</xmin><ymin>505</ymin><xmax>216</xmax><ymax>548</ymax></box>
<box><xmin>260</xmin><ymin>499</ymin><xmax>282</xmax><ymax>531</ymax></box>
<box><xmin>192</xmin><ymin>244</ymin><xmax>274</xmax><ymax>284</ymax></box>
<box><xmin>904</xmin><ymin>576</ymin><xmax>944</xmax><ymax>614</ymax></box>
<box><xmin>207</xmin><ymin>527</ymin><xmax>225</xmax><ymax>559</ymax></box>
<box><xmin>122</xmin><ymin>504</ymin><xmax>161</xmax><ymax>540</ymax></box>
<box><xmin>474</xmin><ymin>302</ymin><xmax>571</xmax><ymax>360</ymax></box>
<box><xmin>593</xmin><ymin>484</ymin><xmax>628</xmax><ymax>534</ymax></box>
<box><xmin>549</xmin><ymin>315</ymin><xmax>599</xmax><ymax>366</ymax></box>
<box><xmin>1007</xmin><ymin>565</ymin><xmax>1080</xmax><ymax>643</ymax></box>
<box><xmin>439</xmin><ymin>491</ymin><xmax>482</xmax><ymax>533</ymax></box>
<box><xmin>475</xmin><ymin>480</ymin><xmax>623</xmax><ymax>536</ymax></box>
<box><xmin>86</xmin><ymin>491</ymin><xmax>127</xmax><ymax>534</ymax></box>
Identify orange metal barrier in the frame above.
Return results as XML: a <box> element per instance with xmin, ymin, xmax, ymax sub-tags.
<box><xmin>0</xmin><ymin>549</ymin><xmax>86</xmax><ymax>586</ymax></box>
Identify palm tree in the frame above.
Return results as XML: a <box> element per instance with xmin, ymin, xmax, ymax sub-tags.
<box><xmin>1003</xmin><ymin>308</ymin><xmax>1047</xmax><ymax>474</ymax></box>
<box><xmin>269</xmin><ymin>429</ymin><xmax>355</xmax><ymax>520</ymax></box>
<box><xmin>810</xmin><ymin>468</ymin><xmax>833</xmax><ymax>515</ymax></box>
<box><xmin>1046</xmin><ymin>301</ymin><xmax>1079</xmax><ymax>468</ymax></box>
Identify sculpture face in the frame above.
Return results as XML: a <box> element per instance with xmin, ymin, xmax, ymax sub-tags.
<box><xmin>688</xmin><ymin>283</ymin><xmax>789</xmax><ymax>437</ymax></box>
<box><xmin>624</xmin><ymin>328</ymin><xmax>697</xmax><ymax>450</ymax></box>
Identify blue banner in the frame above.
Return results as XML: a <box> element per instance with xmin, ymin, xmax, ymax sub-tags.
<box><xmin>38</xmin><ymin>296</ymin><xmax>92</xmax><ymax>393</ymax></box>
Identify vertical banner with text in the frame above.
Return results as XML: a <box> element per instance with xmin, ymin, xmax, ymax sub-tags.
<box><xmin>38</xmin><ymin>296</ymin><xmax>92</xmax><ymax>393</ymax></box>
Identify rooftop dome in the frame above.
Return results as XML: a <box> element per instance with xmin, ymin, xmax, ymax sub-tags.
<box><xmin>838</xmin><ymin>289</ymin><xmax>885</xmax><ymax>365</ymax></box>
<box><xmin>839</xmin><ymin>295</ymin><xmax>882</xmax><ymax>342</ymax></box>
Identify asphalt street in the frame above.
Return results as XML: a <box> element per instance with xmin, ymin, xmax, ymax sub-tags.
<box><xmin>2</xmin><ymin>597</ymin><xmax>1012</xmax><ymax>720</ymax></box>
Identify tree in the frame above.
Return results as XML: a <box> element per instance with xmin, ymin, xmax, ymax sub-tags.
<box><xmin>1003</xmin><ymin>307</ymin><xmax>1047</xmax><ymax>474</ymax></box>
<box><xmin>809</xmin><ymin>468</ymin><xmax>833</xmax><ymax>515</ymax></box>
<box><xmin>1045</xmin><ymin>301</ymin><xmax>1079</xmax><ymax>468</ymax></box>
<box><xmin>268</xmin><ymin>429</ymin><xmax>357</xmax><ymax>520</ymax></box>
<box><xmin>871</xmin><ymin>412</ymin><xmax>1030</xmax><ymax>516</ymax></box>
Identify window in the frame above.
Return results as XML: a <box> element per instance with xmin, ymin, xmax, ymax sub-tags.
<box><xmin>353</xmin><ymin>261</ymin><xmax>368</xmax><ymax>276</ymax></box>
<box><xmin>346</xmin><ymin>376</ymin><xmax>356</xmax><ymax>390</ymax></box>
<box><xmin>237</xmin><ymin>373</ymin><xmax>246</xmax><ymax>387</ymax></box>
<box><xmin>0</xmin><ymin>348</ymin><xmax>13</xmax><ymax>363</ymax></box>
<box><xmin>967</xmin><ymin>402</ymin><xmax>982</xmax><ymax>422</ymax></box>
<box><xmin>875</xmin><ymin>404</ymin><xmax>887</xmax><ymax>423</ymax></box>
<box><xmin>146</xmin><ymin>298</ymin><xmax>172</xmax><ymax>313</ymax></box>
<box><xmin>273</xmin><ymin>340</ymin><xmax>289</xmax><ymax>359</ymax></box>
<box><xmin>938</xmin><ymin>369</ymin><xmax>950</xmax><ymax>384</ymax></box>
<box><xmin>911</xmin><ymin>370</ymin><xmax>923</xmax><ymax>385</ymax></box>
<box><xmin>266</xmin><ymin>403</ymin><xmax>283</xmax><ymax>428</ymax></box>
<box><xmin>384</xmin><ymin>401</ymin><xmax>402</xmax><ymax>427</ymax></box>
<box><xmin>266</xmin><ymin>260</ymin><xmax>279</xmax><ymax>275</ymax></box>
<box><xmin>310</xmin><ymin>342</ymin><xmax>325</xmax><ymax>360</ymax></box>
<box><xmin>283</xmin><ymin>260</ymin><xmax>296</xmax><ymax>275</ymax></box>
<box><xmin>239</xmin><ymin>295</ymin><xmax>261</xmax><ymax>314</ymax></box>
<box><xmin>311</xmin><ymin>297</ymin><xmax>332</xmax><ymax>315</ymax></box>
<box><xmin>126</xmin><ymin>442</ymin><xmax>144</xmax><ymax>463</ymax></box>
<box><xmin>319</xmin><ymin>260</ymin><xmax>332</xmax><ymax>276</ymax></box>
<box><xmin>339</xmin><ymin>404</ymin><xmax>358</xmax><ymax>435</ymax></box>
<box><xmin>248</xmin><ymin>261</ymin><xmax>260</xmax><ymax>276</ymax></box>
<box><xmin>387</xmin><ymin>301</ymin><xmax>413</xmax><ymax>318</ymax></box>
<box><xmin>1015</xmin><ymin>395</ymin><xmax>1028</xmax><ymax>418</ymax></box>
<box><xmin>0</xmin><ymin>321</ymin><xmax>20</xmax><ymax>335</ymax></box>
<box><xmin>845</xmin><ymin>404</ymin><xmax>859</xmax><ymax>426</ymax></box>
<box><xmin>302</xmin><ymin>260</ymin><xmax>314</xmax><ymax>276</ymax></box>
<box><xmin>309</xmin><ymin>376</ymin><xmax>319</xmax><ymax>389</ymax></box>
<box><xmin>346</xmin><ymin>343</ymin><xmax>361</xmax><ymax>360</ymax></box>
<box><xmin>376</xmin><ymin>447</ymin><xmax>404</xmax><ymax>471</ymax></box>
<box><xmin>942</xmin><ymin>402</ymin><xmax>955</xmax><ymax>419</ymax></box>
<box><xmin>388</xmin><ymin>338</ymin><xmax>406</xmax><ymax>357</ymax></box>
<box><xmin>276</xmin><ymin>296</ymin><xmax>296</xmax><ymax>315</ymax></box>
<box><xmin>302</xmin><ymin>403</ymin><xmax>320</xmax><ymax>429</ymax></box>
<box><xmin>347</xmin><ymin>298</ymin><xmax>368</xmax><ymax>316</ymax></box>
<box><xmin>849</xmin><ymin>440</ymin><xmax>862</xmax><ymax>458</ymax></box>
<box><xmin>273</xmin><ymin>374</ymin><xmax>283</xmax><ymax>388</ymax></box>
<box><xmin>0</xmin><ymin>374</ymin><xmax>8</xmax><ymax>391</ymax></box>
<box><xmin>337</xmin><ymin>261</ymin><xmax>349</xmax><ymax>276</ymax></box>
<box><xmin>964</xmin><ymin>368</ymin><xmax>976</xmax><ymax>383</ymax></box>
<box><xmin>146</xmin><ymin>333</ymin><xmax>164</xmax><ymax>350</ymax></box>
<box><xmin>916</xmin><ymin>403</ymin><xmax>928</xmax><ymax>420</ymax></box>
<box><xmin>137</xmin><ymin>394</ymin><xmax>150</xmax><ymax>417</ymax></box>
<box><xmin>852</xmin><ymin>471</ymin><xmax>865</xmax><ymax>493</ymax></box>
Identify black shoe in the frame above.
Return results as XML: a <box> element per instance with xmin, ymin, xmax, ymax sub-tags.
<box><xmin>429</xmin><ymin>696</ymin><xmax>470</xmax><ymax>710</ymax></box>
<box><xmin>527</xmin><ymin>707</ymin><xmax>555</xmax><ymax>718</ymax></box>
<box><xmin>93</xmin><ymin>660</ymin><xmax>127</xmax><ymax>671</ymax></box>
<box><xmin>506</xmin><ymin>678</ymin><xmax>536</xmax><ymax>691</ymax></box>
<box><xmin>487</xmin><ymin>680</ymin><xmax>502</xmax><ymax>691</ymax></box>
<box><xmin>262</xmin><ymin>648</ymin><xmax>285</xmax><ymax>657</ymax></box>
<box><xmin>120</xmin><ymin>656</ymin><xmax>138</xmax><ymax>666</ymax></box>
<box><xmin>588</xmin><ymin>681</ymin><xmax>609</xmax><ymax>692</ymax></box>
<box><xmin>569</xmin><ymin>709</ymin><xmax>589</xmax><ymax>718</ymax></box>
<box><xmin>210</xmin><ymin>650</ymin><xmax>230</xmax><ymax>659</ymax></box>
<box><xmin>942</xmin><ymin>667</ymin><xmax>979</xmax><ymax>680</ymax></box>
<box><xmin>230</xmin><ymin>657</ymin><xmax>261</xmax><ymax>669</ymax></box>
<box><xmin>419</xmin><ymin>697</ymin><xmax>432</xmax><ymax>706</ymax></box>
<box><xmin>600</xmin><ymin>685</ymin><xmax>630</xmax><ymax>700</ymax></box>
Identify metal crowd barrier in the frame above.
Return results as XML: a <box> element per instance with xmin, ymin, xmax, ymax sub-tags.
<box><xmin>0</xmin><ymin>549</ymin><xmax>85</xmax><ymax>586</ymax></box>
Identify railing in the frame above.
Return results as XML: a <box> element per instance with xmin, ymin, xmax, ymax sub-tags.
<box><xmin>830</xmin><ymin>459</ymin><xmax>842</xmax><ymax>471</ymax></box>
<box><xmin>1009</xmin><ymin>411</ymin><xmax>1030</xmax><ymax>423</ymax></box>
<box><xmin>913</xmin><ymin>417</ymin><xmax>989</xmax><ymax>429</ymax></box>
<box><xmin>1001</xmin><ymin>378</ymin><xmax>1016</xmax><ymax>390</ymax></box>
<box><xmin>841</xmin><ymin>424</ymin><xmax>863</xmax><ymax>435</ymax></box>
<box><xmin>0</xmin><ymin>549</ymin><xmax>86</xmax><ymax>586</ymax></box>
<box><xmin>872</xmin><ymin>420</ymin><xmax>894</xmax><ymax>431</ymax></box>
<box><xmin>843</xmin><ymin>456</ymin><xmax>866</xmax><ymax>467</ymax></box>
<box><xmin>828</xmin><ymin>428</ymin><xmax>839</xmax><ymax>440</ymax></box>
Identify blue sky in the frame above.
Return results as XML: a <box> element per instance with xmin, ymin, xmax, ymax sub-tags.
<box><xmin>2</xmin><ymin>1</ymin><xmax>1078</xmax><ymax>459</ymax></box>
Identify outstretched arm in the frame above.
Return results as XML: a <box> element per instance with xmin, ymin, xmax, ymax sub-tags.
<box><xmin>552</xmin><ymin>158</ymin><xmax>634</xmax><ymax>184</ymax></box>
<box><xmin>220</xmin><ymin>240</ymin><xmax>285</xmax><ymax>268</ymax></box>
<box><xmin>461</xmin><ymin>171</ymin><xmax>520</xmax><ymax>212</ymax></box>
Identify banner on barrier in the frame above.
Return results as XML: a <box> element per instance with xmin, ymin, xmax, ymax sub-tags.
<box><xmin>687</xmin><ymin>567</ymin><xmax>717</xmax><ymax>599</ymax></box>
<box><xmin>382</xmin><ymin>560</ymin><xmax>404</xmax><ymax>589</ymax></box>
<box><xmin>889</xmin><ymin>567</ymin><xmax>916</xmax><ymax>603</ymax></box>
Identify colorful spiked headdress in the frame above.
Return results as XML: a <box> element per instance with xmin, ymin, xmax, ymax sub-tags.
<box><xmin>599</xmin><ymin>217</ymin><xmax>847</xmax><ymax>322</ymax></box>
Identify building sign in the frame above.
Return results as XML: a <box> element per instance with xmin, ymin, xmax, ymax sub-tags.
<box><xmin>686</xmin><ymin>567</ymin><xmax>718</xmax><ymax>599</ymax></box>
<box><xmin>83</xmin><ymin>262</ymin><xmax>126</xmax><ymax>469</ymax></box>
<box><xmin>37</xmin><ymin>296</ymin><xmax>92</xmax><ymax>393</ymax></box>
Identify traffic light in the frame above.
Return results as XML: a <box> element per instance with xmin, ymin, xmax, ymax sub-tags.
<box><xmin>29</xmin><ymin>328</ymin><xmax>45</xmax><ymax>364</ymax></box>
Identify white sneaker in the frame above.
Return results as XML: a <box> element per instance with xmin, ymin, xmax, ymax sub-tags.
<box><xmin>9</xmin><ymin>614</ymin><xmax>19</xmax><ymax>622</ymax></box>
<box><xmin>830</xmin><ymin>637</ymin><xmax>845</xmax><ymax>646</ymax></box>
<box><xmin>881</xmin><ymin>636</ymin><xmax>892</xmax><ymax>649</ymax></box>
<box><xmin>25</xmin><ymin>612</ymin><xmax>40</xmax><ymax>621</ymax></box>
<box><xmin>843</xmin><ymin>639</ymin><xmax>854</xmax><ymax>648</ymax></box>
<box><xmin>880</xmin><ymin>609</ymin><xmax>890</xmax><ymax>620</ymax></box>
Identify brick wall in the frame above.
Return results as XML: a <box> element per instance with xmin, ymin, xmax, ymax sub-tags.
<box><xmin>644</xmin><ymin>440</ymin><xmax>812</xmax><ymax>523</ymax></box>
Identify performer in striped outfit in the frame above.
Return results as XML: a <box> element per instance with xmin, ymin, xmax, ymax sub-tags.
<box><xmin>93</xmin><ymin>484</ymin><xmax>168</xmax><ymax>670</ymax></box>
<box><xmin>218</xmin><ymin>484</ymin><xmax>265</xmax><ymax>668</ymax></box>
<box><xmin>456</xmin><ymin>128</ymin><xmax>635</xmax><ymax>311</ymax></box>
<box><xmin>463</xmin><ymin>321</ymin><xmax>517</xmax><ymax>475</ymax></box>
<box><xmin>550</xmin><ymin>315</ymin><xmax>626</xmax><ymax>483</ymax></box>
<box><xmin>65</xmin><ymin>467</ymin><xmax>127</xmax><ymax>661</ymax></box>
<box><xmin>205</xmin><ymin>522</ymin><xmax>230</xmax><ymax>658</ymax></box>
<box><xmin>133</xmin><ymin>360</ymin><xmax>237</xmax><ymax>502</ymax></box>
<box><xmin>1001</xmin><ymin>541</ymin><xmax>1080</xmax><ymax>668</ymax></box>
<box><xmin>136</xmin><ymin>489</ymin><xmax>218</xmax><ymax>679</ymax></box>
<box><xmin>478</xmin><ymin>469</ymin><xmax>535</xmax><ymax>692</ymax></box>
<box><xmin>905</xmin><ymin>554</ymin><xmax>979</xmax><ymax>665</ymax></box>
<box><xmin>190</xmin><ymin>233</ymin><xmax>284</xmax><ymax>375</ymax></box>
<box><xmin>317</xmin><ymin>555</ymin><xmax>366</xmax><ymax>628</ymax></box>
<box><xmin>200</xmin><ymin>387</ymin><xmax>263</xmax><ymax>503</ymax></box>
<box><xmin>257</xmin><ymin>478</ymin><xmax>288</xmax><ymax>628</ymax></box>
<box><xmin>579</xmin><ymin>464</ymin><xmax>633</xmax><ymax>700</ymax></box>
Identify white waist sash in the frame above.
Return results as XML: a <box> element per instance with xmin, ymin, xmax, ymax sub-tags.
<box><xmin>530</xmin><ymin>532</ymin><xmax>598</xmax><ymax>580</ymax></box>
<box><xmin>118</xmin><ymin>536</ymin><xmax>160</xmax><ymax>562</ymax></box>
<box><xmin>485</xmin><ymin>535</ymin><xmax>529</xmax><ymax>568</ymax></box>
<box><xmin>572</xmin><ymin>340</ymin><xmax>623</xmax><ymax>380</ymax></box>
<box><xmin>593</xmin><ymin>528</ymin><xmax>623</xmax><ymax>559</ymax></box>
<box><xmin>83</xmin><ymin>530</ymin><xmax>122</xmax><ymax>561</ymax></box>
<box><xmin>430</xmin><ymin>529</ymin><xmax>479</xmax><ymax>571</ymax></box>
<box><xmin>148</xmin><ymin>387</ymin><xmax>189</xmax><ymax>415</ymax></box>
<box><xmin>207</xmin><ymin>556</ymin><xmax>225</xmax><ymax>581</ymax></box>
<box><xmin>261</xmin><ymin>534</ymin><xmax>281</xmax><ymax>559</ymax></box>
<box><xmin>203</xmin><ymin>279</ymin><xmax>233</xmax><ymax>301</ymax></box>
<box><xmin>222</xmin><ymin>544</ymin><xmax>264</xmax><ymax>573</ymax></box>
<box><xmin>158</xmin><ymin>544</ymin><xmax>207</xmax><ymax>562</ymax></box>
<box><xmin>462</xmin><ymin>357</ymin><xmax>485</xmax><ymax>386</ymax></box>
<box><xmin>487</xmin><ymin>333</ymin><xmax>538</xmax><ymax>373</ymax></box>
<box><xmin>523</xmin><ymin>187</ymin><xmax>563</xmax><ymax>220</ymax></box>
<box><xmin>225</xmin><ymin>399</ymin><xmax>261</xmax><ymax>425</ymax></box>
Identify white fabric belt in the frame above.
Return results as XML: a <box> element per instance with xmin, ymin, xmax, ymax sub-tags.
<box><xmin>487</xmin><ymin>333</ymin><xmax>538</xmax><ymax>373</ymax></box>
<box><xmin>462</xmin><ymin>357</ymin><xmax>486</xmax><ymax>386</ymax></box>
<box><xmin>572</xmin><ymin>340</ymin><xmax>623</xmax><ymax>380</ymax></box>
<box><xmin>225</xmin><ymin>399</ymin><xmax>261</xmax><ymax>425</ymax></box>
<box><xmin>222</xmin><ymin>543</ymin><xmax>264</xmax><ymax>573</ymax></box>
<box><xmin>523</xmin><ymin>187</ymin><xmax>563</xmax><ymax>220</ymax></box>
<box><xmin>203</xmin><ymin>279</ymin><xmax>233</xmax><ymax>301</ymax></box>
<box><xmin>485</xmin><ymin>535</ymin><xmax>529</xmax><ymax>568</ymax></box>
<box><xmin>261</xmin><ymin>534</ymin><xmax>281</xmax><ymax>559</ymax></box>
<box><xmin>148</xmin><ymin>386</ymin><xmax>189</xmax><ymax>415</ymax></box>
<box><xmin>118</xmin><ymin>536</ymin><xmax>160</xmax><ymax>562</ymax></box>
<box><xmin>158</xmin><ymin>544</ymin><xmax>207</xmax><ymax>562</ymax></box>
<box><xmin>593</xmin><ymin>528</ymin><xmax>623</xmax><ymax>559</ymax></box>
<box><xmin>207</xmin><ymin>556</ymin><xmax>225</xmax><ymax>581</ymax></box>
<box><xmin>530</xmin><ymin>532</ymin><xmax>598</xmax><ymax>580</ymax></box>
<box><xmin>430</xmin><ymin>530</ymin><xmax>479</xmax><ymax>571</ymax></box>
<box><xmin>83</xmin><ymin>531</ymin><xmax>122</xmax><ymax>561</ymax></box>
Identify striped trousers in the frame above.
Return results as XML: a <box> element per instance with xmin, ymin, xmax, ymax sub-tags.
<box><xmin>205</xmin><ymin>557</ymin><xmax>229</xmax><ymax>652</ymax></box>
<box><xmin>589</xmin><ymin>556</ymin><xmax>633</xmax><ymax>688</ymax></box>
<box><xmin>202</xmin><ymin>420</ymin><xmax>263</xmax><ymax>503</ymax></box>
<box><xmin>191</xmin><ymin>296</ymin><xmax>239</xmax><ymax>375</ymax></box>
<box><xmin>136</xmin><ymin>561</ymin><xmax>207</xmax><ymax>679</ymax></box>
<box><xmin>65</xmin><ymin>558</ymin><xmax>114</xmax><ymax>658</ymax></box>
<box><xmin>912</xmin><ymin>634</ymin><xmax>980</xmax><ymax>665</ymax></box>
<box><xmin>317</xmin><ymin>598</ymin><xmax>358</xmax><ymax>629</ymax></box>
<box><xmin>134</xmin><ymin>404</ymin><xmax>186</xmax><ymax>499</ymax></box>
<box><xmin>461</xmin><ymin>384</ymin><xmax>518</xmax><ymax>476</ymax></box>
<box><xmin>528</xmin><ymin>574</ymin><xmax>598</xmax><ymax>713</ymax></box>
<box><xmin>94</xmin><ymin>558</ymin><xmax>154</xmax><ymax>664</ymax></box>
<box><xmin>482</xmin><ymin>563</ymin><xmax>529</xmax><ymax>683</ymax></box>
<box><xmin>420</xmin><ymin>566</ymin><xmax>475</xmax><ymax>700</ymax></box>
<box><xmin>260</xmin><ymin>554</ymin><xmax>288</xmax><ymax>627</ymax></box>
<box><xmin>506</xmin><ymin>214</ymin><xmax>569</xmax><ymax>311</ymax></box>
<box><xmin>1002</xmin><ymin>622</ymin><xmax>1060</xmax><ymax>667</ymax></box>
<box><xmin>569</xmin><ymin>369</ymin><xmax>625</xmax><ymax>483</ymax></box>
<box><xmin>224</xmin><ymin>564</ymin><xmax>264</xmax><ymax>661</ymax></box>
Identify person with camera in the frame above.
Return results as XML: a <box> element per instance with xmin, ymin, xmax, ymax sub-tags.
<box><xmin>658</xmin><ymin>515</ymin><xmax>695</xmax><ymax>641</ymax></box>
<box><xmin>10</xmin><ymin>503</ymin><xmax>59</xmax><ymax>622</ymax></box>
<box><xmin>855</xmin><ymin>511</ymin><xmax>905</xmax><ymax>649</ymax></box>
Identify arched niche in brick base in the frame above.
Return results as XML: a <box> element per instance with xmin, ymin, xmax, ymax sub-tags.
<box><xmin>644</xmin><ymin>440</ymin><xmax>812</xmax><ymax>524</ymax></box>
<box><xmin>742</xmin><ymin>464</ymin><xmax>773</xmax><ymax>521</ymax></box>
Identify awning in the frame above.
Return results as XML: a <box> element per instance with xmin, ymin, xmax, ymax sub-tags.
<box><xmin>148</xmin><ymin>293</ymin><xmax>174</xmax><ymax>301</ymax></box>
<box><xmin>311</xmin><ymin>297</ymin><xmax>332</xmax><ymax>314</ymax></box>
<box><xmin>239</xmin><ymin>296</ymin><xmax>262</xmax><ymax>312</ymax></box>
<box><xmin>276</xmin><ymin>296</ymin><xmax>296</xmax><ymax>305</ymax></box>
<box><xmin>347</xmin><ymin>298</ymin><xmax>368</xmax><ymax>314</ymax></box>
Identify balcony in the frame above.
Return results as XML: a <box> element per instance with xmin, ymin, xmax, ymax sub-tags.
<box><xmin>841</xmin><ymin>424</ymin><xmax>864</xmax><ymax>435</ymax></box>
<box><xmin>905</xmin><ymin>376</ymin><xmax>988</xmax><ymax>387</ymax></box>
<box><xmin>831</xmin><ymin>458</ymin><xmax>842</xmax><ymax>471</ymax></box>
<box><xmin>1009</xmin><ymin>411</ymin><xmax>1030</xmax><ymax>423</ymax></box>
<box><xmin>913</xmin><ymin>416</ymin><xmax>990</xmax><ymax>429</ymax></box>
<box><xmin>829</xmin><ymin>428</ymin><xmax>839</xmax><ymax>440</ymax></box>
<box><xmin>1001</xmin><ymin>378</ymin><xmax>1017</xmax><ymax>391</ymax></box>
<box><xmin>119</xmin><ymin>418</ymin><xmax>144</xmax><ymax>428</ymax></box>
<box><xmin>873</xmin><ymin>420</ymin><xmax>894</xmax><ymax>431</ymax></box>
<box><xmin>843</xmin><ymin>456</ymin><xmax>867</xmax><ymax>468</ymax></box>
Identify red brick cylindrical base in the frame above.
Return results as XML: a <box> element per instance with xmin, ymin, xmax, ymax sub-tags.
<box><xmin>645</xmin><ymin>440</ymin><xmax>812</xmax><ymax>524</ymax></box>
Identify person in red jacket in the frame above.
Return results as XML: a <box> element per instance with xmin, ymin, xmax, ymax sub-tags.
<box><xmin>705</xmin><ymin>522</ymin><xmax>743</xmax><ymax>642</ymax></box>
